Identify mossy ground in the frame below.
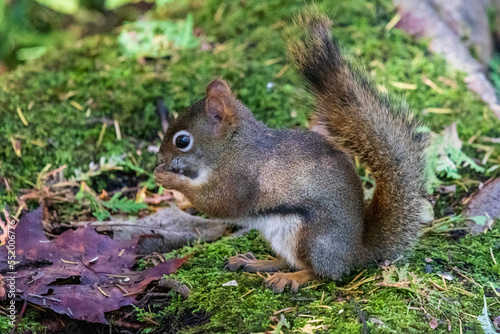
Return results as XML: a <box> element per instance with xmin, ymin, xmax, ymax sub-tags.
<box><xmin>1</xmin><ymin>0</ymin><xmax>500</xmax><ymax>333</ymax></box>
<box><xmin>162</xmin><ymin>225</ymin><xmax>499</xmax><ymax>333</ymax></box>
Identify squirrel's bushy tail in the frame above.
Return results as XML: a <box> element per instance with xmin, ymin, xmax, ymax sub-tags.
<box><xmin>287</xmin><ymin>13</ymin><xmax>430</xmax><ymax>260</ymax></box>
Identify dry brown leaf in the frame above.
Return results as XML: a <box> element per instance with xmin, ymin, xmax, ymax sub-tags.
<box><xmin>0</xmin><ymin>207</ymin><xmax>186</xmax><ymax>324</ymax></box>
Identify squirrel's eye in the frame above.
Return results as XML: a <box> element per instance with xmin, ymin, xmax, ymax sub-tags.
<box><xmin>176</xmin><ymin>135</ymin><xmax>190</xmax><ymax>148</ymax></box>
<box><xmin>172</xmin><ymin>130</ymin><xmax>193</xmax><ymax>152</ymax></box>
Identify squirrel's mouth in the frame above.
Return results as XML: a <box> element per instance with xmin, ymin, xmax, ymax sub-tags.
<box><xmin>154</xmin><ymin>163</ymin><xmax>199</xmax><ymax>179</ymax></box>
<box><xmin>176</xmin><ymin>168</ymin><xmax>198</xmax><ymax>179</ymax></box>
<box><xmin>168</xmin><ymin>166</ymin><xmax>184</xmax><ymax>175</ymax></box>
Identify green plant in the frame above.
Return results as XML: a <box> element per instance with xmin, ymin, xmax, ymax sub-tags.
<box><xmin>118</xmin><ymin>14</ymin><xmax>199</xmax><ymax>58</ymax></box>
<box><xmin>425</xmin><ymin>129</ymin><xmax>485</xmax><ymax>192</ymax></box>
<box><xmin>76</xmin><ymin>186</ymin><xmax>147</xmax><ymax>221</ymax></box>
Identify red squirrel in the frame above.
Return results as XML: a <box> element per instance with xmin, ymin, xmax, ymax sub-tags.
<box><xmin>154</xmin><ymin>13</ymin><xmax>430</xmax><ymax>292</ymax></box>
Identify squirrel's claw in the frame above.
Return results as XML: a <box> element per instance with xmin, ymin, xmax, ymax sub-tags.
<box><xmin>265</xmin><ymin>273</ymin><xmax>289</xmax><ymax>293</ymax></box>
<box><xmin>264</xmin><ymin>270</ymin><xmax>316</xmax><ymax>293</ymax></box>
<box><xmin>224</xmin><ymin>253</ymin><xmax>257</xmax><ymax>271</ymax></box>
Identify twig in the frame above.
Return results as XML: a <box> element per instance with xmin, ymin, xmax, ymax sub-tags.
<box><xmin>28</xmin><ymin>294</ymin><xmax>61</xmax><ymax>302</ymax></box>
<box><xmin>97</xmin><ymin>285</ymin><xmax>110</xmax><ymax>298</ymax></box>
<box><xmin>452</xmin><ymin>267</ymin><xmax>482</xmax><ymax>287</ymax></box>
<box><xmin>238</xmin><ymin>289</ymin><xmax>254</xmax><ymax>299</ymax></box>
<box><xmin>347</xmin><ymin>270</ymin><xmax>366</xmax><ymax>287</ymax></box>
<box><xmin>490</xmin><ymin>247</ymin><xmax>497</xmax><ymax>266</ymax></box>
<box><xmin>97</xmin><ymin>123</ymin><xmax>107</xmax><ymax>148</ymax></box>
<box><xmin>10</xmin><ymin>300</ymin><xmax>27</xmax><ymax>334</ymax></box>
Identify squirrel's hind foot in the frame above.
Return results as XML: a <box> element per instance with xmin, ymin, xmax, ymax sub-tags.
<box><xmin>264</xmin><ymin>270</ymin><xmax>316</xmax><ymax>293</ymax></box>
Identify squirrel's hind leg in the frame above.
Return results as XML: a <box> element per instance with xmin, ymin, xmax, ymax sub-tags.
<box><xmin>225</xmin><ymin>253</ymin><xmax>288</xmax><ymax>272</ymax></box>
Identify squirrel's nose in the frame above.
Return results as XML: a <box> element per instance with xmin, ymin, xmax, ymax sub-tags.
<box><xmin>168</xmin><ymin>158</ymin><xmax>184</xmax><ymax>174</ymax></box>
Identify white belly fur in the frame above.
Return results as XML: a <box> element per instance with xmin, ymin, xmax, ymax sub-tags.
<box><xmin>243</xmin><ymin>215</ymin><xmax>303</xmax><ymax>269</ymax></box>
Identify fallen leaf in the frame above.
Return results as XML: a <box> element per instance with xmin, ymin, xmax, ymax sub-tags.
<box><xmin>10</xmin><ymin>136</ymin><xmax>21</xmax><ymax>157</ymax></box>
<box><xmin>437</xmin><ymin>273</ymin><xmax>453</xmax><ymax>281</ymax></box>
<box><xmin>437</xmin><ymin>185</ymin><xmax>456</xmax><ymax>194</ymax></box>
<box><xmin>369</xmin><ymin>318</ymin><xmax>385</xmax><ymax>326</ymax></box>
<box><xmin>88</xmin><ymin>204</ymin><xmax>228</xmax><ymax>254</ymax></box>
<box><xmin>422</xmin><ymin>108</ymin><xmax>452</xmax><ymax>114</ymax></box>
<box><xmin>466</xmin><ymin>178</ymin><xmax>500</xmax><ymax>234</ymax></box>
<box><xmin>16</xmin><ymin>107</ymin><xmax>29</xmax><ymax>126</ymax></box>
<box><xmin>0</xmin><ymin>207</ymin><xmax>186</xmax><ymax>324</ymax></box>
<box><xmin>222</xmin><ymin>280</ymin><xmax>238</xmax><ymax>287</ymax></box>
<box><xmin>477</xmin><ymin>295</ymin><xmax>497</xmax><ymax>334</ymax></box>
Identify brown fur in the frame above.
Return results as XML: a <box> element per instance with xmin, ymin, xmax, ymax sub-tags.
<box><xmin>154</xmin><ymin>13</ymin><xmax>430</xmax><ymax>292</ymax></box>
<box><xmin>286</xmin><ymin>13</ymin><xmax>430</xmax><ymax>261</ymax></box>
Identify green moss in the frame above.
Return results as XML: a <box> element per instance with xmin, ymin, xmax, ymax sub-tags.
<box><xmin>0</xmin><ymin>310</ymin><xmax>46</xmax><ymax>333</ymax></box>
<box><xmin>0</xmin><ymin>36</ymin><xmax>163</xmax><ymax>204</ymax></box>
<box><xmin>161</xmin><ymin>224</ymin><xmax>498</xmax><ymax>333</ymax></box>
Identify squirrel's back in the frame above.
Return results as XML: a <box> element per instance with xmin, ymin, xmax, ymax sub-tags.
<box><xmin>287</xmin><ymin>13</ymin><xmax>430</xmax><ymax>261</ymax></box>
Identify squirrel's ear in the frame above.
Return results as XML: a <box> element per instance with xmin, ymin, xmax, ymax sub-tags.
<box><xmin>206</xmin><ymin>79</ymin><xmax>231</xmax><ymax>97</ymax></box>
<box><xmin>205</xmin><ymin>96</ymin><xmax>232</xmax><ymax>125</ymax></box>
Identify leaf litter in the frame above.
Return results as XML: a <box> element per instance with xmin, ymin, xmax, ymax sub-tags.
<box><xmin>0</xmin><ymin>207</ymin><xmax>186</xmax><ymax>324</ymax></box>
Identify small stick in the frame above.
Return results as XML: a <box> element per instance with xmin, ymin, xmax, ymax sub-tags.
<box><xmin>347</xmin><ymin>270</ymin><xmax>366</xmax><ymax>287</ymax></box>
<box><xmin>115</xmin><ymin>284</ymin><xmax>128</xmax><ymax>294</ymax></box>
<box><xmin>490</xmin><ymin>248</ymin><xmax>497</xmax><ymax>266</ymax></box>
<box><xmin>114</xmin><ymin>119</ymin><xmax>122</xmax><ymax>140</ymax></box>
<box><xmin>441</xmin><ymin>276</ymin><xmax>448</xmax><ymax>290</ymax></box>
<box><xmin>429</xmin><ymin>280</ymin><xmax>445</xmax><ymax>291</ymax></box>
<box><xmin>96</xmin><ymin>123</ymin><xmax>107</xmax><ymax>148</ymax></box>
<box><xmin>123</xmin><ymin>290</ymin><xmax>142</xmax><ymax>297</ymax></box>
<box><xmin>238</xmin><ymin>289</ymin><xmax>254</xmax><ymax>299</ymax></box>
<box><xmin>453</xmin><ymin>287</ymin><xmax>476</xmax><ymax>297</ymax></box>
<box><xmin>97</xmin><ymin>285</ymin><xmax>110</xmax><ymax>298</ymax></box>
<box><xmin>10</xmin><ymin>300</ymin><xmax>27</xmax><ymax>334</ymax></box>
<box><xmin>452</xmin><ymin>267</ymin><xmax>481</xmax><ymax>287</ymax></box>
<box><xmin>28</xmin><ymin>294</ymin><xmax>61</xmax><ymax>302</ymax></box>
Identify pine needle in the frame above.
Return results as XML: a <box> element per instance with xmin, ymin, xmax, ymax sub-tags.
<box><xmin>16</xmin><ymin>107</ymin><xmax>28</xmax><ymax>126</ymax></box>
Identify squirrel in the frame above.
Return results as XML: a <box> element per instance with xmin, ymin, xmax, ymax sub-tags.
<box><xmin>154</xmin><ymin>13</ymin><xmax>430</xmax><ymax>292</ymax></box>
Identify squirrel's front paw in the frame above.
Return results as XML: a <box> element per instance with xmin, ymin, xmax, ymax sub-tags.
<box><xmin>224</xmin><ymin>253</ymin><xmax>257</xmax><ymax>271</ymax></box>
<box><xmin>264</xmin><ymin>270</ymin><xmax>316</xmax><ymax>293</ymax></box>
<box><xmin>225</xmin><ymin>253</ymin><xmax>285</xmax><ymax>272</ymax></box>
<box><xmin>154</xmin><ymin>164</ymin><xmax>184</xmax><ymax>189</ymax></box>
